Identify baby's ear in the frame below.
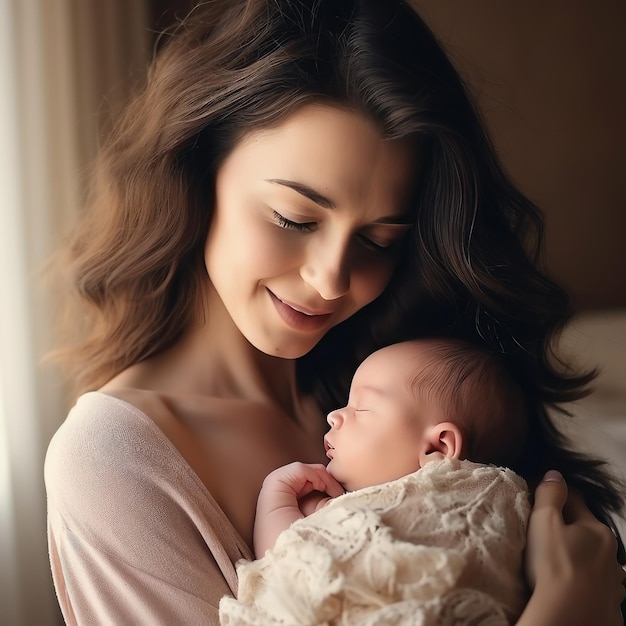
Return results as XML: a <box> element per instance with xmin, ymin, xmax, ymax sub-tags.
<box><xmin>419</xmin><ymin>422</ymin><xmax>463</xmax><ymax>466</ymax></box>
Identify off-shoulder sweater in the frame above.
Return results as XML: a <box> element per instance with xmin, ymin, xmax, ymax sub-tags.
<box><xmin>45</xmin><ymin>392</ymin><xmax>253</xmax><ymax>625</ymax></box>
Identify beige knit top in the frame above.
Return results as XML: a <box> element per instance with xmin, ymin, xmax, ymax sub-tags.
<box><xmin>45</xmin><ymin>392</ymin><xmax>253</xmax><ymax>625</ymax></box>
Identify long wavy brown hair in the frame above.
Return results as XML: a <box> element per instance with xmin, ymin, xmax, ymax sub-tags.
<box><xmin>54</xmin><ymin>0</ymin><xmax>624</xmax><ymax>546</ymax></box>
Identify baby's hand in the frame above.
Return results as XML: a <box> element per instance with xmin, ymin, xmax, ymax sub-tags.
<box><xmin>262</xmin><ymin>462</ymin><xmax>345</xmax><ymax>503</ymax></box>
<box><xmin>254</xmin><ymin>463</ymin><xmax>345</xmax><ymax>556</ymax></box>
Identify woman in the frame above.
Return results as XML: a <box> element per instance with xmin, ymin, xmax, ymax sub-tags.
<box><xmin>45</xmin><ymin>1</ymin><xmax>625</xmax><ymax>624</ymax></box>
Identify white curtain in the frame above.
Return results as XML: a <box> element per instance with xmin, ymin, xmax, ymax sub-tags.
<box><xmin>0</xmin><ymin>1</ymin><xmax>150</xmax><ymax>623</ymax></box>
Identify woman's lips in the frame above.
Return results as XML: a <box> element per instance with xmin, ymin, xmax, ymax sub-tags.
<box><xmin>268</xmin><ymin>290</ymin><xmax>333</xmax><ymax>332</ymax></box>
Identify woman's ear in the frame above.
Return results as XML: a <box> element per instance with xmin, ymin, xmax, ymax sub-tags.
<box><xmin>419</xmin><ymin>422</ymin><xmax>464</xmax><ymax>466</ymax></box>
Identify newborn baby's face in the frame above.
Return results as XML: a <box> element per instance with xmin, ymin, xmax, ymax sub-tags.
<box><xmin>323</xmin><ymin>342</ymin><xmax>431</xmax><ymax>491</ymax></box>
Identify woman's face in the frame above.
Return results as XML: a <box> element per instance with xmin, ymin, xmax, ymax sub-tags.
<box><xmin>205</xmin><ymin>103</ymin><xmax>418</xmax><ymax>358</ymax></box>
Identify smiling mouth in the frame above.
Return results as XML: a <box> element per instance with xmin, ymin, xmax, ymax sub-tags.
<box><xmin>271</xmin><ymin>290</ymin><xmax>333</xmax><ymax>316</ymax></box>
<box><xmin>268</xmin><ymin>290</ymin><xmax>333</xmax><ymax>332</ymax></box>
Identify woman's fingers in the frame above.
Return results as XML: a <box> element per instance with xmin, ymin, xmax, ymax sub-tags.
<box><xmin>526</xmin><ymin>470</ymin><xmax>625</xmax><ymax>626</ymax></box>
<box><xmin>531</xmin><ymin>469</ymin><xmax>568</xmax><ymax>514</ymax></box>
<box><xmin>563</xmin><ymin>488</ymin><xmax>604</xmax><ymax>523</ymax></box>
<box><xmin>525</xmin><ymin>470</ymin><xmax>568</xmax><ymax>589</ymax></box>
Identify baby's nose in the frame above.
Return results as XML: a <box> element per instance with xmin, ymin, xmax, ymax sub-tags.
<box><xmin>326</xmin><ymin>409</ymin><xmax>344</xmax><ymax>429</ymax></box>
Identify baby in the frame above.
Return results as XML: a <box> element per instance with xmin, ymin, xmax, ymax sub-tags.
<box><xmin>220</xmin><ymin>338</ymin><xmax>532</xmax><ymax>625</ymax></box>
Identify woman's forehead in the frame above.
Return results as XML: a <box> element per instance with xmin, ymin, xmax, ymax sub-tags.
<box><xmin>222</xmin><ymin>103</ymin><xmax>421</xmax><ymax>217</ymax></box>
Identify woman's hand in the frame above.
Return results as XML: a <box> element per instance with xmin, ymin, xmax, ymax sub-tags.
<box><xmin>520</xmin><ymin>470</ymin><xmax>625</xmax><ymax>626</ymax></box>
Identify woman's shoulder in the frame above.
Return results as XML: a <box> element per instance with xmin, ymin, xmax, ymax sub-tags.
<box><xmin>44</xmin><ymin>390</ymin><xmax>253</xmax><ymax>615</ymax></box>
<box><xmin>47</xmin><ymin>390</ymin><xmax>176</xmax><ymax>461</ymax></box>
<box><xmin>44</xmin><ymin>391</ymin><xmax>196</xmax><ymax>501</ymax></box>
<box><xmin>48</xmin><ymin>387</ymin><xmax>216</xmax><ymax>475</ymax></box>
<box><xmin>43</xmin><ymin>388</ymin><xmax>238</xmax><ymax>529</ymax></box>
<box><xmin>44</xmin><ymin>388</ymin><xmax>268</xmax><ymax>547</ymax></box>
<box><xmin>44</xmin><ymin>389</ymin><xmax>251</xmax><ymax>542</ymax></box>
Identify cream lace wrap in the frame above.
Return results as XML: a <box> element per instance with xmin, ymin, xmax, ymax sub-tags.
<box><xmin>220</xmin><ymin>459</ymin><xmax>530</xmax><ymax>625</ymax></box>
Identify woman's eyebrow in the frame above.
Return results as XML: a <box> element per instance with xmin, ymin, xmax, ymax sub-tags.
<box><xmin>371</xmin><ymin>216</ymin><xmax>413</xmax><ymax>226</ymax></box>
<box><xmin>266</xmin><ymin>178</ymin><xmax>336</xmax><ymax>209</ymax></box>
<box><xmin>267</xmin><ymin>178</ymin><xmax>413</xmax><ymax>224</ymax></box>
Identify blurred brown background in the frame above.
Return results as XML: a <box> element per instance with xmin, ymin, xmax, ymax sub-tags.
<box><xmin>411</xmin><ymin>1</ymin><xmax>626</xmax><ymax>312</ymax></box>
<box><xmin>151</xmin><ymin>0</ymin><xmax>626</xmax><ymax>311</ymax></box>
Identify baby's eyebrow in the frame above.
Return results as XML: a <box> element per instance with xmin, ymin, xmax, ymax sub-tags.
<box><xmin>266</xmin><ymin>179</ymin><xmax>336</xmax><ymax>209</ymax></box>
<box><xmin>352</xmin><ymin>384</ymin><xmax>390</xmax><ymax>400</ymax></box>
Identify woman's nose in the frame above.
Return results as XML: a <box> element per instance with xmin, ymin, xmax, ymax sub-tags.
<box><xmin>301</xmin><ymin>238</ymin><xmax>351</xmax><ymax>301</ymax></box>
<box><xmin>327</xmin><ymin>409</ymin><xmax>345</xmax><ymax>429</ymax></box>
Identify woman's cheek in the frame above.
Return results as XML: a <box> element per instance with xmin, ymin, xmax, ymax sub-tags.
<box><xmin>361</xmin><ymin>253</ymin><xmax>397</xmax><ymax>300</ymax></box>
<box><xmin>354</xmin><ymin>256</ymin><xmax>397</xmax><ymax>305</ymax></box>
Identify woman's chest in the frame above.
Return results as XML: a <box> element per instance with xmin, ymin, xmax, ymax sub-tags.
<box><xmin>163</xmin><ymin>396</ymin><xmax>329</xmax><ymax>547</ymax></box>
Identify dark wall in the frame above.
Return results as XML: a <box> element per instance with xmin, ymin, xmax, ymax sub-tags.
<box><xmin>411</xmin><ymin>1</ymin><xmax>626</xmax><ymax>312</ymax></box>
<box><xmin>149</xmin><ymin>0</ymin><xmax>626</xmax><ymax>312</ymax></box>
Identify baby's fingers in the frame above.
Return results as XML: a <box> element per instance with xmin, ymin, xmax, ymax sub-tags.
<box><xmin>310</xmin><ymin>466</ymin><xmax>344</xmax><ymax>498</ymax></box>
<box><xmin>275</xmin><ymin>462</ymin><xmax>344</xmax><ymax>498</ymax></box>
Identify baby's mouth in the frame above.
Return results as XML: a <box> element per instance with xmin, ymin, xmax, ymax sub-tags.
<box><xmin>324</xmin><ymin>437</ymin><xmax>335</xmax><ymax>458</ymax></box>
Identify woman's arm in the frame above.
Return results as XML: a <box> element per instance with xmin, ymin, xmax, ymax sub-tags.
<box><xmin>253</xmin><ymin>462</ymin><xmax>344</xmax><ymax>557</ymax></box>
<box><xmin>517</xmin><ymin>471</ymin><xmax>625</xmax><ymax>626</ymax></box>
<box><xmin>45</xmin><ymin>396</ymin><xmax>247</xmax><ymax>625</ymax></box>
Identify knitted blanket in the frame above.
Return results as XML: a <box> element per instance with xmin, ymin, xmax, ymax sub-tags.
<box><xmin>220</xmin><ymin>459</ymin><xmax>530</xmax><ymax>625</ymax></box>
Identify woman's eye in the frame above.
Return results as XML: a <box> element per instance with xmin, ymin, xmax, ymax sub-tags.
<box><xmin>273</xmin><ymin>211</ymin><xmax>315</xmax><ymax>232</ymax></box>
<box><xmin>358</xmin><ymin>226</ymin><xmax>411</xmax><ymax>253</ymax></box>
<box><xmin>358</xmin><ymin>234</ymin><xmax>396</xmax><ymax>253</ymax></box>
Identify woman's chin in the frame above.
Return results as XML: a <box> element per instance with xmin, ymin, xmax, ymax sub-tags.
<box><xmin>247</xmin><ymin>333</ymin><xmax>324</xmax><ymax>360</ymax></box>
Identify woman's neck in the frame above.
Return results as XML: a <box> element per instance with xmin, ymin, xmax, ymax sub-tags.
<box><xmin>116</xmin><ymin>290</ymin><xmax>307</xmax><ymax>421</ymax></box>
<box><xmin>178</xmin><ymin>319</ymin><xmax>299</xmax><ymax>409</ymax></box>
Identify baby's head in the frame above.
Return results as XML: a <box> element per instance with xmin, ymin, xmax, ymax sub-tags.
<box><xmin>324</xmin><ymin>338</ymin><xmax>528</xmax><ymax>491</ymax></box>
